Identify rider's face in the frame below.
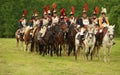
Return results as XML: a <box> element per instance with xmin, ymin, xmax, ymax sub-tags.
<box><xmin>70</xmin><ymin>15</ymin><xmax>74</xmax><ymax>18</ymax></box>
<box><xmin>44</xmin><ymin>14</ymin><xmax>47</xmax><ymax>18</ymax></box>
<box><xmin>93</xmin><ymin>15</ymin><xmax>97</xmax><ymax>18</ymax></box>
<box><xmin>53</xmin><ymin>13</ymin><xmax>57</xmax><ymax>17</ymax></box>
<box><xmin>102</xmin><ymin>13</ymin><xmax>106</xmax><ymax>17</ymax></box>
<box><xmin>82</xmin><ymin>13</ymin><xmax>87</xmax><ymax>18</ymax></box>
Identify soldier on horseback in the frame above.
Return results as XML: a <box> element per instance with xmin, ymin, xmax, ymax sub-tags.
<box><xmin>19</xmin><ymin>9</ymin><xmax>27</xmax><ymax>40</ymax></box>
<box><xmin>76</xmin><ymin>4</ymin><xmax>92</xmax><ymax>44</ymax></box>
<box><xmin>76</xmin><ymin>4</ymin><xmax>92</xmax><ymax>29</ymax></box>
<box><xmin>51</xmin><ymin>3</ymin><xmax>59</xmax><ymax>26</ymax></box>
<box><xmin>29</xmin><ymin>9</ymin><xmax>40</xmax><ymax>42</ymax></box>
<box><xmin>69</xmin><ymin>6</ymin><xmax>76</xmax><ymax>26</ymax></box>
<box><xmin>38</xmin><ymin>6</ymin><xmax>49</xmax><ymax>39</ymax></box>
<box><xmin>98</xmin><ymin>7</ymin><xmax>115</xmax><ymax>45</ymax></box>
<box><xmin>91</xmin><ymin>6</ymin><xmax>99</xmax><ymax>34</ymax></box>
<box><xmin>99</xmin><ymin>7</ymin><xmax>109</xmax><ymax>29</ymax></box>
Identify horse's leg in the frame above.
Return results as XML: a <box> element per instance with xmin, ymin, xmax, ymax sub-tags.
<box><xmin>90</xmin><ymin>46</ymin><xmax>95</xmax><ymax>61</ymax></box>
<box><xmin>85</xmin><ymin>46</ymin><xmax>89</xmax><ymax>60</ymax></box>
<box><xmin>81</xmin><ymin>44</ymin><xmax>85</xmax><ymax>60</ymax></box>
<box><xmin>68</xmin><ymin>44</ymin><xmax>72</xmax><ymax>56</ymax></box>
<box><xmin>75</xmin><ymin>45</ymin><xmax>78</xmax><ymax>60</ymax></box>
<box><xmin>73</xmin><ymin>45</ymin><xmax>76</xmax><ymax>56</ymax></box>
<box><xmin>103</xmin><ymin>46</ymin><xmax>107</xmax><ymax>62</ymax></box>
<box><xmin>42</xmin><ymin>45</ymin><xmax>47</xmax><ymax>56</ymax></box>
<box><xmin>107</xmin><ymin>47</ymin><xmax>111</xmax><ymax>62</ymax></box>
<box><xmin>16</xmin><ymin>37</ymin><xmax>19</xmax><ymax>49</ymax></box>
<box><xmin>60</xmin><ymin>45</ymin><xmax>62</xmax><ymax>56</ymax></box>
<box><xmin>50</xmin><ymin>45</ymin><xmax>53</xmax><ymax>57</ymax></box>
<box><xmin>97</xmin><ymin>46</ymin><xmax>101</xmax><ymax>61</ymax></box>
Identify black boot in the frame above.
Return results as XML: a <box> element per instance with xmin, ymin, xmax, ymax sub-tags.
<box><xmin>20</xmin><ymin>33</ymin><xmax>24</xmax><ymax>41</ymax></box>
<box><xmin>30</xmin><ymin>35</ymin><xmax>33</xmax><ymax>43</ymax></box>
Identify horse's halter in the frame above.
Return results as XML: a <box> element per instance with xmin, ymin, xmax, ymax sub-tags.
<box><xmin>107</xmin><ymin>30</ymin><xmax>114</xmax><ymax>40</ymax></box>
<box><xmin>87</xmin><ymin>32</ymin><xmax>95</xmax><ymax>39</ymax></box>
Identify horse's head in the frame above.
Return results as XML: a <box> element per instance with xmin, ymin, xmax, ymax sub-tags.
<box><xmin>87</xmin><ymin>25</ymin><xmax>95</xmax><ymax>39</ymax></box>
<box><xmin>60</xmin><ymin>22</ymin><xmax>69</xmax><ymax>32</ymax></box>
<box><xmin>107</xmin><ymin>25</ymin><xmax>115</xmax><ymax>40</ymax></box>
<box><xmin>80</xmin><ymin>27</ymin><xmax>86</xmax><ymax>36</ymax></box>
<box><xmin>40</xmin><ymin>26</ymin><xmax>47</xmax><ymax>37</ymax></box>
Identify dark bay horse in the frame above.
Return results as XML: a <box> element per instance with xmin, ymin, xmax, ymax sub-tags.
<box><xmin>67</xmin><ymin>24</ymin><xmax>77</xmax><ymax>56</ymax></box>
<box><xmin>53</xmin><ymin>22</ymin><xmax>68</xmax><ymax>56</ymax></box>
<box><xmin>30</xmin><ymin>27</ymin><xmax>41</xmax><ymax>53</ymax></box>
<box><xmin>37</xmin><ymin>26</ymin><xmax>55</xmax><ymax>56</ymax></box>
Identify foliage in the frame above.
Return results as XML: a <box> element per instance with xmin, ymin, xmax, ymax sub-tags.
<box><xmin>0</xmin><ymin>0</ymin><xmax>119</xmax><ymax>37</ymax></box>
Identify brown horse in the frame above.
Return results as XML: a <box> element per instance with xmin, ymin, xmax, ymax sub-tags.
<box><xmin>23</xmin><ymin>26</ymin><xmax>33</xmax><ymax>52</ymax></box>
<box><xmin>67</xmin><ymin>24</ymin><xmax>77</xmax><ymax>56</ymax></box>
<box><xmin>53</xmin><ymin>22</ymin><xmax>69</xmax><ymax>56</ymax></box>
<box><xmin>31</xmin><ymin>27</ymin><xmax>41</xmax><ymax>53</ymax></box>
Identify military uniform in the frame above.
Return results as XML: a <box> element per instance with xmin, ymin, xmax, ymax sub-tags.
<box><xmin>51</xmin><ymin>4</ymin><xmax>59</xmax><ymax>26</ymax></box>
<box><xmin>69</xmin><ymin>6</ymin><xmax>76</xmax><ymax>26</ymax></box>
<box><xmin>18</xmin><ymin>9</ymin><xmax>27</xmax><ymax>40</ymax></box>
<box><xmin>98</xmin><ymin>7</ymin><xmax>109</xmax><ymax>33</ymax></box>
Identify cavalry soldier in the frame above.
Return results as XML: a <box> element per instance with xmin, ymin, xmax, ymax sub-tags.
<box><xmin>76</xmin><ymin>4</ymin><xmax>92</xmax><ymax>41</ymax></box>
<box><xmin>51</xmin><ymin>3</ymin><xmax>59</xmax><ymax>26</ymax></box>
<box><xmin>60</xmin><ymin>8</ymin><xmax>69</xmax><ymax>26</ymax></box>
<box><xmin>76</xmin><ymin>4</ymin><xmax>92</xmax><ymax>29</ymax></box>
<box><xmin>98</xmin><ymin>7</ymin><xmax>115</xmax><ymax>45</ymax></box>
<box><xmin>60</xmin><ymin>8</ymin><xmax>66</xmax><ymax>22</ymax></box>
<box><xmin>99</xmin><ymin>7</ymin><xmax>109</xmax><ymax>32</ymax></box>
<box><xmin>91</xmin><ymin>6</ymin><xmax>99</xmax><ymax>34</ymax></box>
<box><xmin>30</xmin><ymin>9</ymin><xmax>40</xmax><ymax>42</ymax></box>
<box><xmin>47</xmin><ymin>6</ymin><xmax>52</xmax><ymax>27</ymax></box>
<box><xmin>40</xmin><ymin>6</ymin><xmax>49</xmax><ymax>27</ymax></box>
<box><xmin>19</xmin><ymin>9</ymin><xmax>27</xmax><ymax>40</ymax></box>
<box><xmin>69</xmin><ymin>6</ymin><xmax>76</xmax><ymax>26</ymax></box>
<box><xmin>91</xmin><ymin>6</ymin><xmax>99</xmax><ymax>26</ymax></box>
<box><xmin>38</xmin><ymin>6</ymin><xmax>49</xmax><ymax>38</ymax></box>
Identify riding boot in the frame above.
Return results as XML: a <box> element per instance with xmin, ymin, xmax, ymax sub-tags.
<box><xmin>30</xmin><ymin>35</ymin><xmax>33</xmax><ymax>43</ymax></box>
<box><xmin>20</xmin><ymin>33</ymin><xmax>23</xmax><ymax>41</ymax></box>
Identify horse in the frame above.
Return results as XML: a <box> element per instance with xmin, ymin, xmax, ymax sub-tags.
<box><xmin>84</xmin><ymin>25</ymin><xmax>96</xmax><ymax>60</ymax></box>
<box><xmin>53</xmin><ymin>22</ymin><xmax>69</xmax><ymax>56</ymax></box>
<box><xmin>37</xmin><ymin>25</ymin><xmax>55</xmax><ymax>56</ymax></box>
<box><xmin>30</xmin><ymin>27</ymin><xmax>41</xmax><ymax>53</ymax></box>
<box><xmin>15</xmin><ymin>29</ymin><xmax>24</xmax><ymax>50</ymax></box>
<box><xmin>23</xmin><ymin>26</ymin><xmax>33</xmax><ymax>52</ymax></box>
<box><xmin>67</xmin><ymin>24</ymin><xmax>77</xmax><ymax>56</ymax></box>
<box><xmin>102</xmin><ymin>25</ymin><xmax>115</xmax><ymax>62</ymax></box>
<box><xmin>75</xmin><ymin>27</ymin><xmax>86</xmax><ymax>60</ymax></box>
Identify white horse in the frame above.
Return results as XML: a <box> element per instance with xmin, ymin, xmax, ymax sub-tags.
<box><xmin>83</xmin><ymin>25</ymin><xmax>96</xmax><ymax>60</ymax></box>
<box><xmin>102</xmin><ymin>25</ymin><xmax>115</xmax><ymax>62</ymax></box>
<box><xmin>75</xmin><ymin>27</ymin><xmax>86</xmax><ymax>60</ymax></box>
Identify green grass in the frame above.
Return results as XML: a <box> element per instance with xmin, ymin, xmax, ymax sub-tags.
<box><xmin>0</xmin><ymin>38</ymin><xmax>120</xmax><ymax>75</ymax></box>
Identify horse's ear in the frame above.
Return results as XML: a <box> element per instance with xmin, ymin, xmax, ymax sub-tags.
<box><xmin>113</xmin><ymin>24</ymin><xmax>115</xmax><ymax>28</ymax></box>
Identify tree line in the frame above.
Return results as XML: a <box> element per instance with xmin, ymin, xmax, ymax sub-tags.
<box><xmin>0</xmin><ymin>0</ymin><xmax>119</xmax><ymax>38</ymax></box>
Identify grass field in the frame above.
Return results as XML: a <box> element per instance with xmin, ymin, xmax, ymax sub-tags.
<box><xmin>0</xmin><ymin>38</ymin><xmax>120</xmax><ymax>75</ymax></box>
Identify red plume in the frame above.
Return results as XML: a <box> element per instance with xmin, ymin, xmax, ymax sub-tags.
<box><xmin>34</xmin><ymin>9</ymin><xmax>37</xmax><ymax>14</ymax></box>
<box><xmin>23</xmin><ymin>9</ymin><xmax>27</xmax><ymax>16</ymax></box>
<box><xmin>95</xmin><ymin>6</ymin><xmax>99</xmax><ymax>14</ymax></box>
<box><xmin>71</xmin><ymin>6</ymin><xmax>75</xmax><ymax>14</ymax></box>
<box><xmin>60</xmin><ymin>8</ymin><xmax>66</xmax><ymax>16</ymax></box>
<box><xmin>52</xmin><ymin>3</ymin><xmax>57</xmax><ymax>9</ymax></box>
<box><xmin>84</xmin><ymin>4</ymin><xmax>88</xmax><ymax>12</ymax></box>
<box><xmin>47</xmin><ymin>6</ymin><xmax>50</xmax><ymax>10</ymax></box>
<box><xmin>44</xmin><ymin>6</ymin><xmax>48</xmax><ymax>14</ymax></box>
